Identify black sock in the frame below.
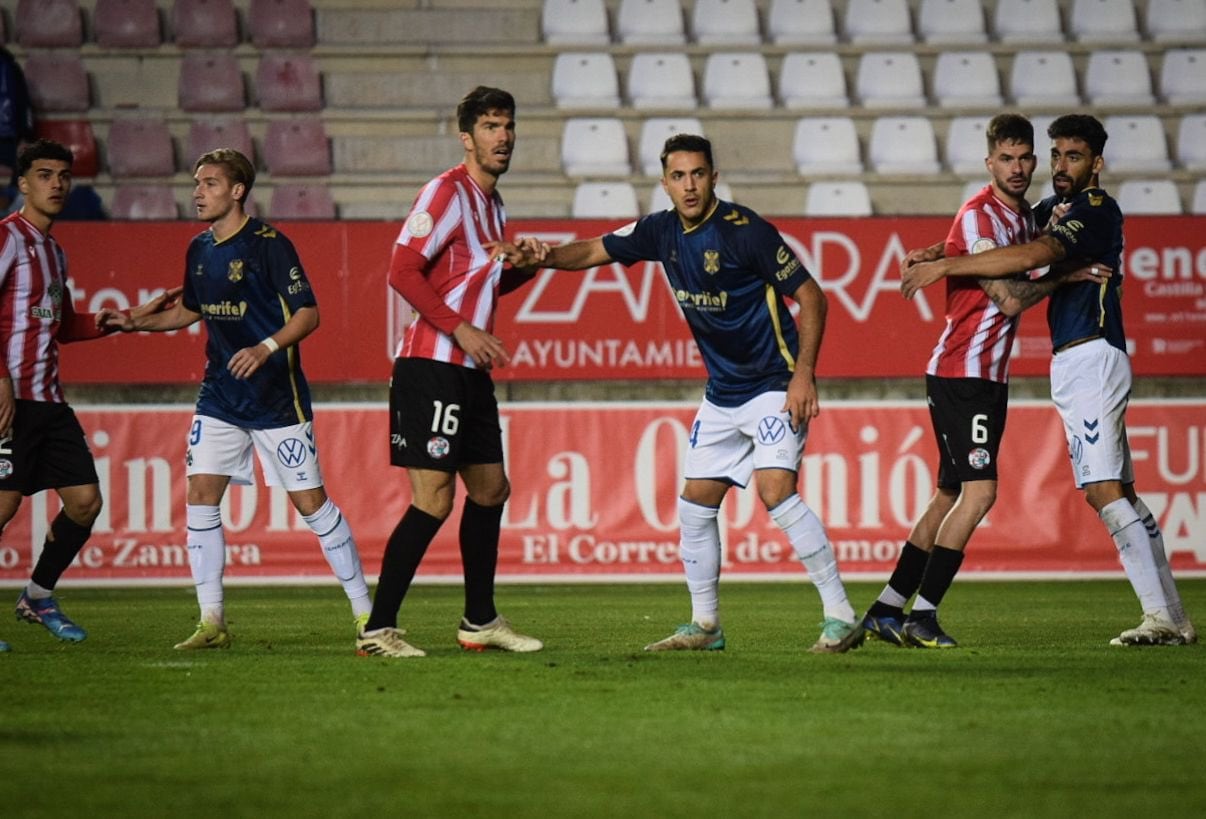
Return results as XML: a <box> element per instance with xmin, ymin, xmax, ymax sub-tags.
<box><xmin>868</xmin><ymin>541</ymin><xmax>930</xmax><ymax>617</ymax></box>
<box><xmin>30</xmin><ymin>511</ymin><xmax>93</xmax><ymax>590</ymax></box>
<box><xmin>459</xmin><ymin>498</ymin><xmax>502</xmax><ymax>626</ymax></box>
<box><xmin>914</xmin><ymin>545</ymin><xmax>965</xmax><ymax>611</ymax></box>
<box><xmin>365</xmin><ymin>506</ymin><xmax>444</xmax><ymax>631</ymax></box>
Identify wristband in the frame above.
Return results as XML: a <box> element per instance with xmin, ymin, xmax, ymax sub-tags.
<box><xmin>260</xmin><ymin>337</ymin><xmax>280</xmax><ymax>354</ymax></box>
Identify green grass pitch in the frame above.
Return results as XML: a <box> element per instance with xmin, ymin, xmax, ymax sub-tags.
<box><xmin>2</xmin><ymin>580</ymin><xmax>1203</xmax><ymax>818</ymax></box>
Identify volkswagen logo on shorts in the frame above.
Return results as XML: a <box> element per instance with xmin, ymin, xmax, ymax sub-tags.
<box><xmin>427</xmin><ymin>436</ymin><xmax>451</xmax><ymax>459</ymax></box>
<box><xmin>968</xmin><ymin>447</ymin><xmax>991</xmax><ymax>470</ymax></box>
<box><xmin>276</xmin><ymin>438</ymin><xmax>307</xmax><ymax>468</ymax></box>
<box><xmin>757</xmin><ymin>416</ymin><xmax>787</xmax><ymax>445</ymax></box>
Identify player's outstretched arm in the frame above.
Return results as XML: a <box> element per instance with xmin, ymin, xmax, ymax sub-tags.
<box><xmin>981</xmin><ymin>263</ymin><xmax>1113</xmax><ymax>317</ymax></box>
<box><xmin>784</xmin><ymin>278</ymin><xmax>827</xmax><ymax>428</ymax></box>
<box><xmin>900</xmin><ymin>241</ymin><xmax>944</xmax><ymax>273</ymax></box>
<box><xmin>99</xmin><ymin>288</ymin><xmax>199</xmax><ymax>334</ymax></box>
<box><xmin>227</xmin><ymin>305</ymin><xmax>318</xmax><ymax>380</ymax></box>
<box><xmin>902</xmin><ymin>235</ymin><xmax>1067</xmax><ymax>300</ymax></box>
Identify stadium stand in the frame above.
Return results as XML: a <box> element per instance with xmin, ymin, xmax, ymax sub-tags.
<box><xmin>993</xmin><ymin>0</ymin><xmax>1064</xmax><ymax>43</ymax></box>
<box><xmin>263</xmin><ymin>118</ymin><xmax>331</xmax><ymax>176</ymax></box>
<box><xmin>1085</xmin><ymin>50</ymin><xmax>1155</xmax><ymax>106</ymax></box>
<box><xmin>843</xmin><ymin>0</ymin><xmax>913</xmax><ymax>44</ymax></box>
<box><xmin>1160</xmin><ymin>49</ymin><xmax>1206</xmax><ymax>105</ymax></box>
<box><xmin>560</xmin><ymin>118</ymin><xmax>631</xmax><ymax>177</ymax></box>
<box><xmin>269</xmin><ymin>184</ymin><xmax>336</xmax><ymax>219</ymax></box>
<box><xmin>944</xmin><ymin>116</ymin><xmax>991</xmax><ymax>176</ymax></box>
<box><xmin>792</xmin><ymin>117</ymin><xmax>863</xmax><ymax>176</ymax></box>
<box><xmin>35</xmin><ymin>120</ymin><xmax>99</xmax><ymax>178</ymax></box>
<box><xmin>23</xmin><ymin>54</ymin><xmax>90</xmax><ymax>113</ymax></box>
<box><xmin>1103</xmin><ymin>115</ymin><xmax>1172</xmax><ymax>173</ymax></box>
<box><xmin>95</xmin><ymin>0</ymin><xmax>162</xmax><ymax>48</ymax></box>
<box><xmin>110</xmin><ymin>185</ymin><xmax>179</xmax><ymax>219</ymax></box>
<box><xmin>691</xmin><ymin>0</ymin><xmax>760</xmax><ymax>45</ymax></box>
<box><xmin>1009</xmin><ymin>51</ymin><xmax>1080</xmax><ymax>107</ymax></box>
<box><xmin>638</xmin><ymin>117</ymin><xmax>703</xmax><ymax>176</ymax></box>
<box><xmin>1176</xmin><ymin>115</ymin><xmax>1206</xmax><ymax>171</ymax></box>
<box><xmin>571</xmin><ymin>181</ymin><xmax>640</xmax><ymax>218</ymax></box>
<box><xmin>917</xmin><ymin>0</ymin><xmax>987</xmax><ymax>44</ymax></box>
<box><xmin>1193</xmin><ymin>180</ymin><xmax>1206</xmax><ymax>214</ymax></box>
<box><xmin>256</xmin><ymin>54</ymin><xmax>322</xmax><ymax>112</ymax></box>
<box><xmin>616</xmin><ymin>0</ymin><xmax>686</xmax><ymax>44</ymax></box>
<box><xmin>856</xmin><ymin>52</ymin><xmax>926</xmax><ymax>108</ymax></box>
<box><xmin>766</xmin><ymin>0</ymin><xmax>837</xmax><ymax>44</ymax></box>
<box><xmin>187</xmin><ymin>119</ymin><xmax>255</xmax><ymax>167</ymax></box>
<box><xmin>779</xmin><ymin>52</ymin><xmax>848</xmax><ymax>108</ymax></box>
<box><xmin>178</xmin><ymin>53</ymin><xmax>246</xmax><ymax>113</ymax></box>
<box><xmin>804</xmin><ymin>181</ymin><xmax>873</xmax><ymax>216</ymax></box>
<box><xmin>107</xmin><ymin>118</ymin><xmax>176</xmax><ymax>177</ymax></box>
<box><xmin>552</xmin><ymin>52</ymin><xmax>620</xmax><ymax>108</ymax></box>
<box><xmin>1117</xmin><ymin>179</ymin><xmax>1182</xmax><ymax>214</ymax></box>
<box><xmin>627</xmin><ymin>53</ymin><xmax>695</xmax><ymax>109</ymax></box>
<box><xmin>1145</xmin><ymin>0</ymin><xmax>1206</xmax><ymax>42</ymax></box>
<box><xmin>933</xmin><ymin>52</ymin><xmax>1003</xmax><ymax>108</ymax></box>
<box><xmin>541</xmin><ymin>0</ymin><xmax>610</xmax><ymax>45</ymax></box>
<box><xmin>1069</xmin><ymin>0</ymin><xmax>1140</xmax><ymax>42</ymax></box>
<box><xmin>16</xmin><ymin>0</ymin><xmax>83</xmax><ymax>48</ymax></box>
<box><xmin>249</xmin><ymin>0</ymin><xmax>316</xmax><ymax>49</ymax></box>
<box><xmin>171</xmin><ymin>0</ymin><xmax>239</xmax><ymax>48</ymax></box>
<box><xmin>702</xmin><ymin>53</ymin><xmax>772</xmax><ymax>109</ymax></box>
<box><xmin>869</xmin><ymin>117</ymin><xmax>941</xmax><ymax>175</ymax></box>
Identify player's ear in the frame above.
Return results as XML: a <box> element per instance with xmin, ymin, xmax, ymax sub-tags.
<box><xmin>1092</xmin><ymin>153</ymin><xmax>1105</xmax><ymax>175</ymax></box>
<box><xmin>459</xmin><ymin>131</ymin><xmax>473</xmax><ymax>152</ymax></box>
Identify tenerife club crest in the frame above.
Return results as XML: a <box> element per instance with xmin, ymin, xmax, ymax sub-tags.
<box><xmin>228</xmin><ymin>259</ymin><xmax>245</xmax><ymax>283</ymax></box>
<box><xmin>703</xmin><ymin>250</ymin><xmax>720</xmax><ymax>274</ymax></box>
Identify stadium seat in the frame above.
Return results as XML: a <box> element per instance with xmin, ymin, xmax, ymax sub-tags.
<box><xmin>107</xmin><ymin>118</ymin><xmax>176</xmax><ymax>177</ymax></box>
<box><xmin>692</xmin><ymin>0</ymin><xmax>760</xmax><ymax>45</ymax></box>
<box><xmin>187</xmin><ymin>119</ymin><xmax>254</xmax><ymax>167</ymax></box>
<box><xmin>869</xmin><ymin>117</ymin><xmax>940</xmax><ymax>174</ymax></box>
<box><xmin>1069</xmin><ymin>0</ymin><xmax>1139</xmax><ymax>42</ymax></box>
<box><xmin>571</xmin><ymin>182</ymin><xmax>640</xmax><ymax>219</ymax></box>
<box><xmin>993</xmin><ymin>0</ymin><xmax>1064</xmax><ymax>43</ymax></box>
<box><xmin>1116</xmin><ymin>180</ymin><xmax>1181</xmax><ymax>214</ymax></box>
<box><xmin>648</xmin><ymin>181</ymin><xmax>733</xmax><ymax>213</ymax></box>
<box><xmin>541</xmin><ymin>0</ymin><xmax>610</xmax><ymax>45</ymax></box>
<box><xmin>1176</xmin><ymin>114</ymin><xmax>1206</xmax><ymax>171</ymax></box>
<box><xmin>1084</xmin><ymin>50</ymin><xmax>1154</xmax><ymax>105</ymax></box>
<box><xmin>111</xmin><ymin>185</ymin><xmax>179</xmax><ymax>219</ymax></box>
<box><xmin>249</xmin><ymin>0</ymin><xmax>315</xmax><ymax>48</ymax></box>
<box><xmin>616</xmin><ymin>0</ymin><xmax>685</xmax><ymax>44</ymax></box>
<box><xmin>172</xmin><ymin>0</ymin><xmax>238</xmax><ymax>48</ymax></box>
<box><xmin>1009</xmin><ymin>51</ymin><xmax>1080</xmax><ymax>107</ymax></box>
<box><xmin>1160</xmin><ymin>49</ymin><xmax>1206</xmax><ymax>105</ymax></box>
<box><xmin>933</xmin><ymin>52</ymin><xmax>1002</xmax><ymax>108</ymax></box>
<box><xmin>917</xmin><ymin>0</ymin><xmax>987</xmax><ymax>43</ymax></box>
<box><xmin>844</xmin><ymin>0</ymin><xmax>913</xmax><ymax>44</ymax></box>
<box><xmin>269</xmin><ymin>184</ymin><xmax>335</xmax><ymax>219</ymax></box>
<box><xmin>639</xmin><ymin>117</ymin><xmax>704</xmax><ymax>176</ymax></box>
<box><xmin>960</xmin><ymin>178</ymin><xmax>987</xmax><ymax>205</ymax></box>
<box><xmin>856</xmin><ymin>52</ymin><xmax>926</xmax><ymax>108</ymax></box>
<box><xmin>23</xmin><ymin>55</ymin><xmax>90</xmax><ymax>113</ymax></box>
<box><xmin>263</xmin><ymin>119</ymin><xmax>331</xmax><ymax>175</ymax></box>
<box><xmin>256</xmin><ymin>54</ymin><xmax>322</xmax><ymax>111</ymax></box>
<box><xmin>779</xmin><ymin>52</ymin><xmax>848</xmax><ymax>109</ymax></box>
<box><xmin>1101</xmin><ymin>115</ymin><xmax>1171</xmax><ymax>173</ymax></box>
<box><xmin>178</xmin><ymin>53</ymin><xmax>245</xmax><ymax>112</ymax></box>
<box><xmin>561</xmin><ymin>118</ymin><xmax>631</xmax><ymax>177</ymax></box>
<box><xmin>766</xmin><ymin>0</ymin><xmax>837</xmax><ymax>44</ymax></box>
<box><xmin>944</xmin><ymin>116</ymin><xmax>991</xmax><ymax>176</ymax></box>
<box><xmin>804</xmin><ymin>181</ymin><xmax>872</xmax><ymax>216</ymax></box>
<box><xmin>1146</xmin><ymin>0</ymin><xmax>1206</xmax><ymax>43</ymax></box>
<box><xmin>627</xmin><ymin>53</ymin><xmax>695</xmax><ymax>109</ymax></box>
<box><xmin>702</xmin><ymin>53</ymin><xmax>772</xmax><ymax>109</ymax></box>
<box><xmin>35</xmin><ymin>120</ymin><xmax>99</xmax><ymax>177</ymax></box>
<box><xmin>552</xmin><ymin>52</ymin><xmax>621</xmax><ymax>108</ymax></box>
<box><xmin>95</xmin><ymin>0</ymin><xmax>161</xmax><ymax>48</ymax></box>
<box><xmin>16</xmin><ymin>0</ymin><xmax>83</xmax><ymax>47</ymax></box>
<box><xmin>1192</xmin><ymin>180</ymin><xmax>1206</xmax><ymax>214</ymax></box>
<box><xmin>792</xmin><ymin>117</ymin><xmax>862</xmax><ymax>176</ymax></box>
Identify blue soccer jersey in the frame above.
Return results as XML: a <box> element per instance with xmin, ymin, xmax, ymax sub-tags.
<box><xmin>602</xmin><ymin>201</ymin><xmax>813</xmax><ymax>407</ymax></box>
<box><xmin>181</xmin><ymin>217</ymin><xmax>317</xmax><ymax>428</ymax></box>
<box><xmin>1034</xmin><ymin>187</ymin><xmax>1127</xmax><ymax>353</ymax></box>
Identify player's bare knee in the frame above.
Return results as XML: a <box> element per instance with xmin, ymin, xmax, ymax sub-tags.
<box><xmin>63</xmin><ymin>492</ymin><xmax>102</xmax><ymax>527</ymax></box>
<box><xmin>470</xmin><ymin>477</ymin><xmax>510</xmax><ymax>508</ymax></box>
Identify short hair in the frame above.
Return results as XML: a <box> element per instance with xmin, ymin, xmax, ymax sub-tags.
<box><xmin>457</xmin><ymin>86</ymin><xmax>516</xmax><ymax>133</ymax></box>
<box><xmin>660</xmin><ymin>134</ymin><xmax>714</xmax><ymax>171</ymax></box>
<box><xmin>193</xmin><ymin>148</ymin><xmax>256</xmax><ymax>203</ymax></box>
<box><xmin>17</xmin><ymin>139</ymin><xmax>74</xmax><ymax>176</ymax></box>
<box><xmin>985</xmin><ymin>113</ymin><xmax>1033</xmax><ymax>153</ymax></box>
<box><xmin>1047</xmin><ymin>114</ymin><xmax>1108</xmax><ymax>157</ymax></box>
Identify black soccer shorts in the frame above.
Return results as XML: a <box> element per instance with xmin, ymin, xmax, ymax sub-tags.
<box><xmin>0</xmin><ymin>400</ymin><xmax>100</xmax><ymax>495</ymax></box>
<box><xmin>925</xmin><ymin>374</ymin><xmax>1009</xmax><ymax>489</ymax></box>
<box><xmin>389</xmin><ymin>357</ymin><xmax>504</xmax><ymax>472</ymax></box>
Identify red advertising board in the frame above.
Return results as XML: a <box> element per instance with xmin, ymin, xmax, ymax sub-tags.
<box><xmin>1</xmin><ymin>401</ymin><xmax>1201</xmax><ymax>585</ymax></box>
<box><xmin>55</xmin><ymin>217</ymin><xmax>1206</xmax><ymax>384</ymax></box>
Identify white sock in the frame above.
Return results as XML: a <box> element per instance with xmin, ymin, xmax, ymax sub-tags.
<box><xmin>678</xmin><ymin>498</ymin><xmax>721</xmax><ymax>630</ymax></box>
<box><xmin>1100</xmin><ymin>498</ymin><xmax>1169</xmax><ymax>618</ymax></box>
<box><xmin>876</xmin><ymin>586</ymin><xmax>909</xmax><ymax>609</ymax></box>
<box><xmin>25</xmin><ymin>581</ymin><xmax>53</xmax><ymax>600</ymax></box>
<box><xmin>303</xmin><ymin>499</ymin><xmax>372</xmax><ymax>618</ymax></box>
<box><xmin>1132</xmin><ymin>498</ymin><xmax>1189</xmax><ymax>628</ymax></box>
<box><xmin>187</xmin><ymin>504</ymin><xmax>227</xmax><ymax>625</ymax></box>
<box><xmin>770</xmin><ymin>495</ymin><xmax>856</xmax><ymax>623</ymax></box>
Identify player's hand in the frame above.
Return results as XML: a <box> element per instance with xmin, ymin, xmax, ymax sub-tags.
<box><xmin>783</xmin><ymin>368</ymin><xmax>819</xmax><ymax>430</ymax></box>
<box><xmin>1067</xmin><ymin>263</ymin><xmax>1113</xmax><ymax>284</ymax></box>
<box><xmin>485</xmin><ymin>237</ymin><xmax>548</xmax><ymax>269</ymax></box>
<box><xmin>901</xmin><ymin>259</ymin><xmax>946</xmax><ymax>300</ymax></box>
<box><xmin>96</xmin><ymin>307</ymin><xmax>135</xmax><ymax>332</ymax></box>
<box><xmin>0</xmin><ymin>377</ymin><xmax>13</xmax><ymax>438</ymax></box>
<box><xmin>900</xmin><ymin>244</ymin><xmax>942</xmax><ymax>273</ymax></box>
<box><xmin>1046</xmin><ymin>202</ymin><xmax>1072</xmax><ymax>231</ymax></box>
<box><xmin>227</xmin><ymin>343</ymin><xmax>272</xmax><ymax>380</ymax></box>
<box><xmin>452</xmin><ymin>321</ymin><xmax>511</xmax><ymax>370</ymax></box>
<box><xmin>129</xmin><ymin>286</ymin><xmax>183</xmax><ymax>318</ymax></box>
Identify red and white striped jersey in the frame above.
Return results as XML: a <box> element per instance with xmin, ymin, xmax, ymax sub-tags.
<box><xmin>927</xmin><ymin>185</ymin><xmax>1038</xmax><ymax>383</ymax></box>
<box><xmin>393</xmin><ymin>164</ymin><xmax>506</xmax><ymax>368</ymax></box>
<box><xmin>0</xmin><ymin>212</ymin><xmax>72</xmax><ymax>402</ymax></box>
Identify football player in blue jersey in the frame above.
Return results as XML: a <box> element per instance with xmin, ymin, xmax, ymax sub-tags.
<box><xmin>902</xmin><ymin>114</ymin><xmax>1194</xmax><ymax>646</ymax></box>
<box><xmin>100</xmin><ymin>149</ymin><xmax>374</xmax><ymax>649</ymax></box>
<box><xmin>494</xmin><ymin>134</ymin><xmax>864</xmax><ymax>653</ymax></box>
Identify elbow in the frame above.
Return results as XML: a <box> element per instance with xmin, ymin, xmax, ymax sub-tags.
<box><xmin>998</xmin><ymin>298</ymin><xmax>1024</xmax><ymax>318</ymax></box>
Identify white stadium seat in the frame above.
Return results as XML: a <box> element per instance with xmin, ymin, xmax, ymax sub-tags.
<box><xmin>1102</xmin><ymin>115</ymin><xmax>1171</xmax><ymax>174</ymax></box>
<box><xmin>945</xmin><ymin>116</ymin><xmax>991</xmax><ymax>176</ymax></box>
<box><xmin>994</xmin><ymin>0</ymin><xmax>1064</xmax><ymax>43</ymax></box>
<box><xmin>1192</xmin><ymin>180</ymin><xmax>1206</xmax><ymax>214</ymax></box>
<box><xmin>1145</xmin><ymin>0</ymin><xmax>1206</xmax><ymax>43</ymax></box>
<box><xmin>792</xmin><ymin>117</ymin><xmax>863</xmax><ymax>176</ymax></box>
<box><xmin>1085</xmin><ymin>50</ymin><xmax>1154</xmax><ymax>105</ymax></box>
<box><xmin>767</xmin><ymin>0</ymin><xmax>837</xmax><ymax>45</ymax></box>
<box><xmin>1116</xmin><ymin>180</ymin><xmax>1181</xmax><ymax>214</ymax></box>
<box><xmin>542</xmin><ymin>0</ymin><xmax>610</xmax><ymax>45</ymax></box>
<box><xmin>1069</xmin><ymin>0</ymin><xmax>1139</xmax><ymax>42</ymax></box>
<box><xmin>628</xmin><ymin>53</ymin><xmax>696</xmax><ymax>109</ymax></box>
<box><xmin>617</xmin><ymin>0</ymin><xmax>685</xmax><ymax>44</ymax></box>
<box><xmin>869</xmin><ymin>117</ymin><xmax>940</xmax><ymax>174</ymax></box>
<box><xmin>856</xmin><ymin>52</ymin><xmax>926</xmax><ymax>108</ymax></box>
<box><xmin>779</xmin><ymin>52</ymin><xmax>848</xmax><ymax>108</ymax></box>
<box><xmin>844</xmin><ymin>0</ymin><xmax>913</xmax><ymax>44</ymax></box>
<box><xmin>639</xmin><ymin>117</ymin><xmax>704</xmax><ymax>176</ymax></box>
<box><xmin>805</xmin><ymin>181</ymin><xmax>872</xmax><ymax>216</ymax></box>
<box><xmin>561</xmin><ymin>118</ymin><xmax>631</xmax><ymax>177</ymax></box>
<box><xmin>572</xmin><ymin>182</ymin><xmax>640</xmax><ymax>219</ymax></box>
<box><xmin>1176</xmin><ymin>114</ymin><xmax>1206</xmax><ymax>171</ymax></box>
<box><xmin>933</xmin><ymin>52</ymin><xmax>1003</xmax><ymax>108</ymax></box>
<box><xmin>960</xmin><ymin>179</ymin><xmax>987</xmax><ymax>206</ymax></box>
<box><xmin>552</xmin><ymin>53</ymin><xmax>620</xmax><ymax>108</ymax></box>
<box><xmin>1009</xmin><ymin>51</ymin><xmax>1080</xmax><ymax>107</ymax></box>
<box><xmin>917</xmin><ymin>0</ymin><xmax>986</xmax><ymax>43</ymax></box>
<box><xmin>692</xmin><ymin>0</ymin><xmax>761</xmax><ymax>45</ymax></box>
<box><xmin>1160</xmin><ymin>49</ymin><xmax>1206</xmax><ymax>105</ymax></box>
<box><xmin>703</xmin><ymin>53</ymin><xmax>773</xmax><ymax>109</ymax></box>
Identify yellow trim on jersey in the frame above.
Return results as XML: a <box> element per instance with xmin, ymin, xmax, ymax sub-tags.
<box><xmin>681</xmin><ymin>199</ymin><xmax>721</xmax><ymax>235</ymax></box>
<box><xmin>278</xmin><ymin>295</ymin><xmax>306</xmax><ymax>423</ymax></box>
<box><xmin>212</xmin><ymin>215</ymin><xmax>250</xmax><ymax>246</ymax></box>
<box><xmin>1097</xmin><ymin>279</ymin><xmax>1108</xmax><ymax>329</ymax></box>
<box><xmin>765</xmin><ymin>284</ymin><xmax>795</xmax><ymax>370</ymax></box>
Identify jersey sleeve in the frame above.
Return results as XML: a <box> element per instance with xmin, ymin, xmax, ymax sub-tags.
<box><xmin>743</xmin><ymin>212</ymin><xmax>812</xmax><ymax>296</ymax></box>
<box><xmin>601</xmin><ymin>214</ymin><xmax>662</xmax><ymax>266</ymax></box>
<box><xmin>265</xmin><ymin>231</ymin><xmax>318</xmax><ymax>312</ymax></box>
<box><xmin>396</xmin><ymin>177</ymin><xmax>461</xmax><ymax>261</ymax></box>
<box><xmin>182</xmin><ymin>238</ymin><xmax>201</xmax><ymax>313</ymax></box>
<box><xmin>1046</xmin><ymin>194</ymin><xmax>1117</xmax><ymax>262</ymax></box>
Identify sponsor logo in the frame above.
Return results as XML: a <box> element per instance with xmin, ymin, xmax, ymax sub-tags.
<box><xmin>1082</xmin><ymin>417</ymin><xmax>1100</xmax><ymax>445</ymax></box>
<box><xmin>276</xmin><ymin>438</ymin><xmax>307</xmax><ymax>468</ymax></box>
<box><xmin>193</xmin><ymin>264</ymin><xmax>205</xmax><ymax>277</ymax></box>
<box><xmin>199</xmin><ymin>300</ymin><xmax>248</xmax><ymax>319</ymax></box>
<box><xmin>971</xmin><ymin>238</ymin><xmax>998</xmax><ymax>255</ymax></box>
<box><xmin>776</xmin><ymin>246</ymin><xmax>791</xmax><ymax>265</ymax></box>
<box><xmin>674</xmin><ymin>289</ymin><xmax>728</xmax><ymax>312</ymax></box>
<box><xmin>968</xmin><ymin>447</ymin><xmax>991</xmax><ymax>469</ymax></box>
<box><xmin>30</xmin><ymin>306</ymin><xmax>55</xmax><ymax>320</ymax></box>
<box><xmin>228</xmin><ymin>259</ymin><xmax>245</xmax><ymax>282</ymax></box>
<box><xmin>703</xmin><ymin>250</ymin><xmax>720</xmax><ymax>274</ymax></box>
<box><xmin>390</xmin><ymin>434</ymin><xmax>406</xmax><ymax>449</ymax></box>
<box><xmin>185</xmin><ymin>448</ymin><xmax>193</xmax><ymax>467</ymax></box>
<box><xmin>723</xmin><ymin>210</ymin><xmax>748</xmax><ymax>226</ymax></box>
<box><xmin>757</xmin><ymin>416</ymin><xmax>787</xmax><ymax>445</ymax></box>
<box><xmin>1069</xmin><ymin>435</ymin><xmax>1083</xmax><ymax>465</ymax></box>
<box><xmin>289</xmin><ymin>267</ymin><xmax>301</xmax><ymax>281</ymax></box>
<box><xmin>1087</xmin><ymin>193</ymin><xmax>1104</xmax><ymax>207</ymax></box>
<box><xmin>775</xmin><ymin>256</ymin><xmax>800</xmax><ymax>281</ymax></box>
<box><xmin>287</xmin><ymin>280</ymin><xmax>310</xmax><ymax>295</ymax></box>
<box><xmin>406</xmin><ymin>211</ymin><xmax>434</xmax><ymax>238</ymax></box>
<box><xmin>427</xmin><ymin>436</ymin><xmax>450</xmax><ymax>459</ymax></box>
<box><xmin>0</xmin><ymin>459</ymin><xmax>12</xmax><ymax>478</ymax></box>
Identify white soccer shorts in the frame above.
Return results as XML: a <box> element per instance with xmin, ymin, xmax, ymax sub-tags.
<box><xmin>1050</xmin><ymin>338</ymin><xmax>1134</xmax><ymax>489</ymax></box>
<box><xmin>683</xmin><ymin>391</ymin><xmax>807</xmax><ymax>488</ymax></box>
<box><xmin>185</xmin><ymin>415</ymin><xmax>326</xmax><ymax>490</ymax></box>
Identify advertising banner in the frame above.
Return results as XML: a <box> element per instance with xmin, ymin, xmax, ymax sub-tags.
<box><xmin>1</xmin><ymin>401</ymin><xmax>1202</xmax><ymax>585</ymax></box>
<box><xmin>55</xmin><ymin>217</ymin><xmax>1206</xmax><ymax>384</ymax></box>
